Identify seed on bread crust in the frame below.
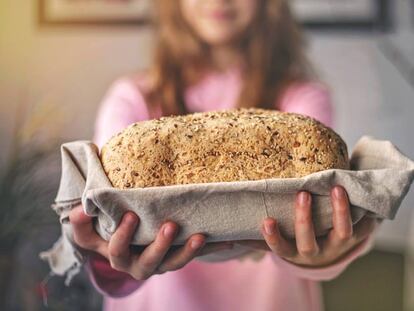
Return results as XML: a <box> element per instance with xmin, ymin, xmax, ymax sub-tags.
<box><xmin>100</xmin><ymin>108</ymin><xmax>349</xmax><ymax>189</ymax></box>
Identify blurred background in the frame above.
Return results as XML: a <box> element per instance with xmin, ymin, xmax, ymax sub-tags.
<box><xmin>0</xmin><ymin>0</ymin><xmax>413</xmax><ymax>310</ymax></box>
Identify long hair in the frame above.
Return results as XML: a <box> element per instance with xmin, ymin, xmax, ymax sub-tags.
<box><xmin>145</xmin><ymin>0</ymin><xmax>314</xmax><ymax>118</ymax></box>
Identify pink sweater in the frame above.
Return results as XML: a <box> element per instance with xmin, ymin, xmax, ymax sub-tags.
<box><xmin>89</xmin><ymin>68</ymin><xmax>375</xmax><ymax>311</ymax></box>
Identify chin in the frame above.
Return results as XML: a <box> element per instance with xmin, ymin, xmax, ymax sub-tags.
<box><xmin>200</xmin><ymin>31</ymin><xmax>239</xmax><ymax>46</ymax></box>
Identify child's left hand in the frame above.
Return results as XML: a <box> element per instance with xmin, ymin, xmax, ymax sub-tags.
<box><xmin>236</xmin><ymin>185</ymin><xmax>381</xmax><ymax>268</ymax></box>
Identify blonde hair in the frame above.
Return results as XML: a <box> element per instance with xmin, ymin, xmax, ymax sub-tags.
<box><xmin>145</xmin><ymin>0</ymin><xmax>314</xmax><ymax>118</ymax></box>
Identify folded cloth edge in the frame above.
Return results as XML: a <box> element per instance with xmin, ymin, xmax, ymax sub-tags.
<box><xmin>39</xmin><ymin>135</ymin><xmax>414</xmax><ymax>285</ymax></box>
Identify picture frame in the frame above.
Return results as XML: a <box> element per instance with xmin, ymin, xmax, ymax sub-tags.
<box><xmin>292</xmin><ymin>0</ymin><xmax>392</xmax><ymax>31</ymax></box>
<box><xmin>38</xmin><ymin>0</ymin><xmax>153</xmax><ymax>27</ymax></box>
<box><xmin>37</xmin><ymin>0</ymin><xmax>392</xmax><ymax>31</ymax></box>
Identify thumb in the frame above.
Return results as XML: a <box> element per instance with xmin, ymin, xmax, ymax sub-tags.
<box><xmin>69</xmin><ymin>204</ymin><xmax>109</xmax><ymax>258</ymax></box>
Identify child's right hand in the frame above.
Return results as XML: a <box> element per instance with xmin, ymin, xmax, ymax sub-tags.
<box><xmin>69</xmin><ymin>205</ymin><xmax>234</xmax><ymax>280</ymax></box>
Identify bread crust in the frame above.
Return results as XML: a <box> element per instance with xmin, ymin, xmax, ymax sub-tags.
<box><xmin>100</xmin><ymin>108</ymin><xmax>349</xmax><ymax>189</ymax></box>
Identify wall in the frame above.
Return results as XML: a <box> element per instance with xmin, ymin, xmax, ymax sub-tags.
<box><xmin>309</xmin><ymin>32</ymin><xmax>414</xmax><ymax>252</ymax></box>
<box><xmin>0</xmin><ymin>0</ymin><xmax>154</xmax><ymax>166</ymax></box>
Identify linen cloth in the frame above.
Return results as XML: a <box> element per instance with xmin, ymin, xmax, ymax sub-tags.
<box><xmin>63</xmin><ymin>73</ymin><xmax>400</xmax><ymax>311</ymax></box>
<box><xmin>40</xmin><ymin>135</ymin><xmax>414</xmax><ymax>285</ymax></box>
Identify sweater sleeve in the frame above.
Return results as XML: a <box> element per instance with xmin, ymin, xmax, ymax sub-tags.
<box><xmin>93</xmin><ymin>76</ymin><xmax>150</xmax><ymax>150</ymax></box>
<box><xmin>278</xmin><ymin>81</ymin><xmax>334</xmax><ymax>128</ymax></box>
<box><xmin>86</xmin><ymin>76</ymin><xmax>150</xmax><ymax>297</ymax></box>
<box><xmin>85</xmin><ymin>253</ymin><xmax>147</xmax><ymax>298</ymax></box>
<box><xmin>275</xmin><ymin>81</ymin><xmax>376</xmax><ymax>281</ymax></box>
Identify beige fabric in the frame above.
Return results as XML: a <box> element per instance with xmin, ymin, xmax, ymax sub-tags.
<box><xmin>40</xmin><ymin>136</ymin><xmax>414</xmax><ymax>285</ymax></box>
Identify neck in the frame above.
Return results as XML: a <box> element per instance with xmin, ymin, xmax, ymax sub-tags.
<box><xmin>210</xmin><ymin>45</ymin><xmax>242</xmax><ymax>72</ymax></box>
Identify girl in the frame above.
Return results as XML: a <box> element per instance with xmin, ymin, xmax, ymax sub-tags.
<box><xmin>69</xmin><ymin>0</ymin><xmax>380</xmax><ymax>310</ymax></box>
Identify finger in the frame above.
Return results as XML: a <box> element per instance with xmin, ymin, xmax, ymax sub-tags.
<box><xmin>156</xmin><ymin>234</ymin><xmax>206</xmax><ymax>272</ymax></box>
<box><xmin>327</xmin><ymin>186</ymin><xmax>353</xmax><ymax>247</ymax></box>
<box><xmin>108</xmin><ymin>212</ymin><xmax>140</xmax><ymax>272</ymax></box>
<box><xmin>294</xmin><ymin>192</ymin><xmax>320</xmax><ymax>257</ymax></box>
<box><xmin>132</xmin><ymin>221</ymin><xmax>178</xmax><ymax>280</ymax></box>
<box><xmin>69</xmin><ymin>205</ymin><xmax>108</xmax><ymax>258</ymax></box>
<box><xmin>262</xmin><ymin>217</ymin><xmax>296</xmax><ymax>258</ymax></box>
<box><xmin>320</xmin><ymin>215</ymin><xmax>378</xmax><ymax>260</ymax></box>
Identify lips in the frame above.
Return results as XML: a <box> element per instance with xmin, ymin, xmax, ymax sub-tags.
<box><xmin>206</xmin><ymin>9</ymin><xmax>235</xmax><ymax>21</ymax></box>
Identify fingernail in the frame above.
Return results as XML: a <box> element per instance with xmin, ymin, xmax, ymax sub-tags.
<box><xmin>190</xmin><ymin>239</ymin><xmax>204</xmax><ymax>250</ymax></box>
<box><xmin>264</xmin><ymin>221</ymin><xmax>275</xmax><ymax>235</ymax></box>
<box><xmin>163</xmin><ymin>224</ymin><xmax>176</xmax><ymax>238</ymax></box>
<box><xmin>125</xmin><ymin>213</ymin><xmax>138</xmax><ymax>226</ymax></box>
<box><xmin>333</xmin><ymin>186</ymin><xmax>344</xmax><ymax>200</ymax></box>
<box><xmin>299</xmin><ymin>191</ymin><xmax>309</xmax><ymax>205</ymax></box>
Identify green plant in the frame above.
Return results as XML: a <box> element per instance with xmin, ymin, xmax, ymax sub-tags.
<box><xmin>0</xmin><ymin>100</ymin><xmax>63</xmax><ymax>249</ymax></box>
<box><xmin>0</xmin><ymin>99</ymin><xmax>63</xmax><ymax>308</ymax></box>
<box><xmin>0</xmin><ymin>98</ymin><xmax>102</xmax><ymax>311</ymax></box>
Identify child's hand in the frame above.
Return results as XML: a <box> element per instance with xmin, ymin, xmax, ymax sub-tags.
<box><xmin>236</xmin><ymin>186</ymin><xmax>381</xmax><ymax>268</ymax></box>
<box><xmin>69</xmin><ymin>205</ymin><xmax>234</xmax><ymax>280</ymax></box>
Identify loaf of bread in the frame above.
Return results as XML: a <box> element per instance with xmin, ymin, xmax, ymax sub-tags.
<box><xmin>100</xmin><ymin>108</ymin><xmax>349</xmax><ymax>189</ymax></box>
